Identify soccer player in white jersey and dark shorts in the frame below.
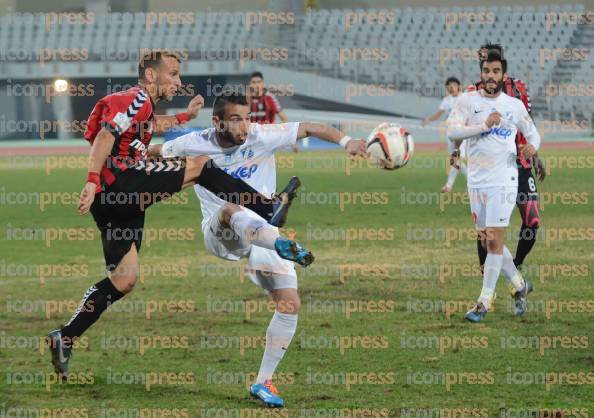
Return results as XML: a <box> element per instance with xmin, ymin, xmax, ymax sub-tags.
<box><xmin>149</xmin><ymin>90</ymin><xmax>368</xmax><ymax>407</ymax></box>
<box><xmin>422</xmin><ymin>77</ymin><xmax>467</xmax><ymax>192</ymax></box>
<box><xmin>446</xmin><ymin>50</ymin><xmax>541</xmax><ymax>323</ymax></box>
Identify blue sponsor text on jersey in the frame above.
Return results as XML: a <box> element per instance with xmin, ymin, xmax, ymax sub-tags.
<box><xmin>223</xmin><ymin>164</ymin><xmax>259</xmax><ymax>179</ymax></box>
<box><xmin>481</xmin><ymin>126</ymin><xmax>512</xmax><ymax>138</ymax></box>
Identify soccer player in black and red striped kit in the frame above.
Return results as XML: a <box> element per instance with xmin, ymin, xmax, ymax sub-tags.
<box><xmin>46</xmin><ymin>50</ymin><xmax>301</xmax><ymax>378</ymax></box>
<box><xmin>471</xmin><ymin>43</ymin><xmax>546</xmax><ymax>274</ymax></box>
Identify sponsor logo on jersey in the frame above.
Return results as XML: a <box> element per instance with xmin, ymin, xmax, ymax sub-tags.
<box><xmin>130</xmin><ymin>138</ymin><xmax>147</xmax><ymax>157</ymax></box>
<box><xmin>482</xmin><ymin>126</ymin><xmax>512</xmax><ymax>138</ymax></box>
<box><xmin>223</xmin><ymin>164</ymin><xmax>259</xmax><ymax>179</ymax></box>
<box><xmin>240</xmin><ymin>148</ymin><xmax>255</xmax><ymax>159</ymax></box>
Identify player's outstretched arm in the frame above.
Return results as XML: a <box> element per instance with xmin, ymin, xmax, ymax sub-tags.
<box><xmin>78</xmin><ymin>128</ymin><xmax>116</xmax><ymax>215</ymax></box>
<box><xmin>154</xmin><ymin>94</ymin><xmax>205</xmax><ymax>134</ymax></box>
<box><xmin>296</xmin><ymin>122</ymin><xmax>368</xmax><ymax>158</ymax></box>
<box><xmin>422</xmin><ymin>110</ymin><xmax>444</xmax><ymax>127</ymax></box>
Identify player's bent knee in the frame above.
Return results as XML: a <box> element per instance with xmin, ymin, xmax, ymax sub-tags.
<box><xmin>486</xmin><ymin>240</ymin><xmax>502</xmax><ymax>254</ymax></box>
<box><xmin>277</xmin><ymin>295</ymin><xmax>300</xmax><ymax>314</ymax></box>
<box><xmin>220</xmin><ymin>203</ymin><xmax>242</xmax><ymax>226</ymax></box>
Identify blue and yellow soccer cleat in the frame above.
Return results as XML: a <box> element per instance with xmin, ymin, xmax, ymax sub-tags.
<box><xmin>513</xmin><ymin>279</ymin><xmax>533</xmax><ymax>316</ymax></box>
<box><xmin>250</xmin><ymin>380</ymin><xmax>285</xmax><ymax>408</ymax></box>
<box><xmin>465</xmin><ymin>302</ymin><xmax>487</xmax><ymax>323</ymax></box>
<box><xmin>274</xmin><ymin>237</ymin><xmax>314</xmax><ymax>267</ymax></box>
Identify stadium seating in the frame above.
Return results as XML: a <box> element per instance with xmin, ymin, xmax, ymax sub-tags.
<box><xmin>1</xmin><ymin>4</ymin><xmax>590</xmax><ymax>120</ymax></box>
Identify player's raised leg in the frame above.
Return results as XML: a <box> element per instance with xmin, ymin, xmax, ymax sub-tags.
<box><xmin>219</xmin><ymin>203</ymin><xmax>314</xmax><ymax>267</ymax></box>
<box><xmin>179</xmin><ymin>156</ymin><xmax>300</xmax><ymax>227</ymax></box>
<box><xmin>250</xmin><ymin>288</ymin><xmax>300</xmax><ymax>408</ymax></box>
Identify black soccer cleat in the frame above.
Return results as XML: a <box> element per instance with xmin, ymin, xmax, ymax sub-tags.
<box><xmin>47</xmin><ymin>329</ymin><xmax>72</xmax><ymax>380</ymax></box>
<box><xmin>269</xmin><ymin>176</ymin><xmax>301</xmax><ymax>227</ymax></box>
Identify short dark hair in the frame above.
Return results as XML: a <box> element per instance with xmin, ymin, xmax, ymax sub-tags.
<box><xmin>480</xmin><ymin>50</ymin><xmax>507</xmax><ymax>74</ymax></box>
<box><xmin>478</xmin><ymin>42</ymin><xmax>504</xmax><ymax>61</ymax></box>
<box><xmin>213</xmin><ymin>88</ymin><xmax>248</xmax><ymax>119</ymax></box>
<box><xmin>249</xmin><ymin>71</ymin><xmax>264</xmax><ymax>80</ymax></box>
<box><xmin>138</xmin><ymin>50</ymin><xmax>181</xmax><ymax>81</ymax></box>
<box><xmin>445</xmin><ymin>77</ymin><xmax>460</xmax><ymax>86</ymax></box>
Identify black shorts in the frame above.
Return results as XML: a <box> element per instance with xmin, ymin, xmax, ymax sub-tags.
<box><xmin>517</xmin><ymin>166</ymin><xmax>538</xmax><ymax>206</ymax></box>
<box><xmin>90</xmin><ymin>158</ymin><xmax>185</xmax><ymax>271</ymax></box>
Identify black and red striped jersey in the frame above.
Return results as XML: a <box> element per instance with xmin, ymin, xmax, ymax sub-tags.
<box><xmin>249</xmin><ymin>92</ymin><xmax>282</xmax><ymax>124</ymax></box>
<box><xmin>84</xmin><ymin>85</ymin><xmax>155</xmax><ymax>187</ymax></box>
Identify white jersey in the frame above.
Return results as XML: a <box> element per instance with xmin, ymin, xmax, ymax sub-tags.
<box><xmin>162</xmin><ymin>123</ymin><xmax>299</xmax><ymax>230</ymax></box>
<box><xmin>439</xmin><ymin>94</ymin><xmax>461</xmax><ymax>117</ymax></box>
<box><xmin>447</xmin><ymin>91</ymin><xmax>540</xmax><ymax>189</ymax></box>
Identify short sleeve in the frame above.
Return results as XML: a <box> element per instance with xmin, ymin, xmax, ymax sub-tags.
<box><xmin>253</xmin><ymin>122</ymin><xmax>299</xmax><ymax>152</ymax></box>
<box><xmin>162</xmin><ymin>132</ymin><xmax>195</xmax><ymax>158</ymax></box>
<box><xmin>100</xmin><ymin>91</ymin><xmax>150</xmax><ymax>138</ymax></box>
<box><xmin>438</xmin><ymin>97</ymin><xmax>449</xmax><ymax>112</ymax></box>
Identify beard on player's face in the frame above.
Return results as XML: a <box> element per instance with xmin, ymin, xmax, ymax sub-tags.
<box><xmin>215</xmin><ymin>119</ymin><xmax>248</xmax><ymax>146</ymax></box>
<box><xmin>482</xmin><ymin>75</ymin><xmax>503</xmax><ymax>95</ymax></box>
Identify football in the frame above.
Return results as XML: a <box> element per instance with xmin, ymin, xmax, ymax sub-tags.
<box><xmin>366</xmin><ymin>123</ymin><xmax>415</xmax><ymax>170</ymax></box>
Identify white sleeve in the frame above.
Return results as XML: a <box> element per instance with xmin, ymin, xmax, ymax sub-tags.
<box><xmin>516</xmin><ymin>103</ymin><xmax>541</xmax><ymax>151</ymax></box>
<box><xmin>438</xmin><ymin>97</ymin><xmax>448</xmax><ymax>112</ymax></box>
<box><xmin>161</xmin><ymin>133</ymin><xmax>193</xmax><ymax>158</ymax></box>
<box><xmin>253</xmin><ymin>122</ymin><xmax>299</xmax><ymax>152</ymax></box>
<box><xmin>446</xmin><ymin>95</ymin><xmax>489</xmax><ymax>141</ymax></box>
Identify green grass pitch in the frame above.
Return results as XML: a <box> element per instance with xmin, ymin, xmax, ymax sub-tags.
<box><xmin>0</xmin><ymin>149</ymin><xmax>592</xmax><ymax>416</ymax></box>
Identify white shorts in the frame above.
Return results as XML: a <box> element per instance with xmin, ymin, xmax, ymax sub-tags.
<box><xmin>203</xmin><ymin>210</ymin><xmax>297</xmax><ymax>292</ymax></box>
<box><xmin>468</xmin><ymin>186</ymin><xmax>517</xmax><ymax>229</ymax></box>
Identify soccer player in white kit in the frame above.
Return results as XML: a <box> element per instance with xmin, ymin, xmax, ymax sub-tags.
<box><xmin>422</xmin><ymin>77</ymin><xmax>467</xmax><ymax>192</ymax></box>
<box><xmin>446</xmin><ymin>51</ymin><xmax>541</xmax><ymax>323</ymax></box>
<box><xmin>150</xmin><ymin>91</ymin><xmax>368</xmax><ymax>407</ymax></box>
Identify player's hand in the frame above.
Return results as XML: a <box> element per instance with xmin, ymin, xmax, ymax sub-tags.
<box><xmin>78</xmin><ymin>182</ymin><xmax>97</xmax><ymax>215</ymax></box>
<box><xmin>520</xmin><ymin>143</ymin><xmax>537</xmax><ymax>160</ymax></box>
<box><xmin>186</xmin><ymin>95</ymin><xmax>205</xmax><ymax>119</ymax></box>
<box><xmin>532</xmin><ymin>153</ymin><xmax>546</xmax><ymax>182</ymax></box>
<box><xmin>485</xmin><ymin>112</ymin><xmax>501</xmax><ymax>128</ymax></box>
<box><xmin>345</xmin><ymin>139</ymin><xmax>369</xmax><ymax>159</ymax></box>
<box><xmin>449</xmin><ymin>150</ymin><xmax>461</xmax><ymax>169</ymax></box>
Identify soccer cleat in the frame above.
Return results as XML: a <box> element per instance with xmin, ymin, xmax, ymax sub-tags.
<box><xmin>513</xmin><ymin>280</ymin><xmax>533</xmax><ymax>316</ymax></box>
<box><xmin>250</xmin><ymin>380</ymin><xmax>285</xmax><ymax>408</ymax></box>
<box><xmin>465</xmin><ymin>302</ymin><xmax>487</xmax><ymax>323</ymax></box>
<box><xmin>269</xmin><ymin>176</ymin><xmax>301</xmax><ymax>227</ymax></box>
<box><xmin>274</xmin><ymin>237</ymin><xmax>314</xmax><ymax>267</ymax></box>
<box><xmin>47</xmin><ymin>329</ymin><xmax>72</xmax><ymax>380</ymax></box>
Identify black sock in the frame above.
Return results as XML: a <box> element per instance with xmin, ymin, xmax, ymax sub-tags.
<box><xmin>515</xmin><ymin>223</ymin><xmax>538</xmax><ymax>267</ymax></box>
<box><xmin>61</xmin><ymin>278</ymin><xmax>124</xmax><ymax>340</ymax></box>
<box><xmin>197</xmin><ymin>160</ymin><xmax>274</xmax><ymax>220</ymax></box>
<box><xmin>477</xmin><ymin>235</ymin><xmax>487</xmax><ymax>268</ymax></box>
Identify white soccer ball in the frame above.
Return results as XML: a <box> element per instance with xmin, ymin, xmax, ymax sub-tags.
<box><xmin>366</xmin><ymin>123</ymin><xmax>414</xmax><ymax>170</ymax></box>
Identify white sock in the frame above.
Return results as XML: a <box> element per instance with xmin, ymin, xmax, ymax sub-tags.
<box><xmin>446</xmin><ymin>166</ymin><xmax>458</xmax><ymax>188</ymax></box>
<box><xmin>229</xmin><ymin>210</ymin><xmax>279</xmax><ymax>250</ymax></box>
<box><xmin>460</xmin><ymin>162</ymin><xmax>468</xmax><ymax>177</ymax></box>
<box><xmin>501</xmin><ymin>246</ymin><xmax>525</xmax><ymax>291</ymax></box>
<box><xmin>255</xmin><ymin>311</ymin><xmax>298</xmax><ymax>384</ymax></box>
<box><xmin>479</xmin><ymin>253</ymin><xmax>503</xmax><ymax>310</ymax></box>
